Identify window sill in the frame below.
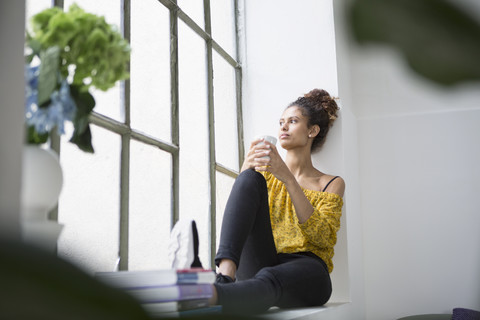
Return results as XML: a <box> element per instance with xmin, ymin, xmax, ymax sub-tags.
<box><xmin>259</xmin><ymin>302</ymin><xmax>350</xmax><ymax>320</ymax></box>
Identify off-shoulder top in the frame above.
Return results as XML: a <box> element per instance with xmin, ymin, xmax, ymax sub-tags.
<box><xmin>260</xmin><ymin>171</ymin><xmax>343</xmax><ymax>273</ymax></box>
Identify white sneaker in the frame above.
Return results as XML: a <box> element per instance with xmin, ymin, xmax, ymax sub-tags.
<box><xmin>168</xmin><ymin>219</ymin><xmax>202</xmax><ymax>269</ymax></box>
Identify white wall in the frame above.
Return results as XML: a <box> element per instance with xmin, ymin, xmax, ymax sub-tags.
<box><xmin>359</xmin><ymin>108</ymin><xmax>480</xmax><ymax>319</ymax></box>
<box><xmin>344</xmin><ymin>2</ymin><xmax>480</xmax><ymax>320</ymax></box>
<box><xmin>244</xmin><ymin>1</ymin><xmax>365</xmax><ymax>318</ymax></box>
<box><xmin>246</xmin><ymin>1</ymin><xmax>480</xmax><ymax>319</ymax></box>
<box><xmin>0</xmin><ymin>0</ymin><xmax>25</xmax><ymax>239</ymax></box>
<box><xmin>333</xmin><ymin>0</ymin><xmax>367</xmax><ymax>318</ymax></box>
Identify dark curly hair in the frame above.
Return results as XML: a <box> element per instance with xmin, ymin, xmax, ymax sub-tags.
<box><xmin>287</xmin><ymin>89</ymin><xmax>339</xmax><ymax>152</ymax></box>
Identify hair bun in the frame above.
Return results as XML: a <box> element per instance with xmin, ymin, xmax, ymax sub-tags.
<box><xmin>304</xmin><ymin>89</ymin><xmax>339</xmax><ymax>127</ymax></box>
<box><xmin>287</xmin><ymin>88</ymin><xmax>340</xmax><ymax>152</ymax></box>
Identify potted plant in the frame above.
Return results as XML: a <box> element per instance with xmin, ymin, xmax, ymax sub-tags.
<box><xmin>24</xmin><ymin>3</ymin><xmax>131</xmax><ymax>152</ymax></box>
<box><xmin>22</xmin><ymin>3</ymin><xmax>131</xmax><ymax>251</ymax></box>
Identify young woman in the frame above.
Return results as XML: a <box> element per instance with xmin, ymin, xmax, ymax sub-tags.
<box><xmin>170</xmin><ymin>88</ymin><xmax>344</xmax><ymax>315</ymax></box>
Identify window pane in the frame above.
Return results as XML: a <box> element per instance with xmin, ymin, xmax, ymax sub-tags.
<box><xmin>213</xmin><ymin>51</ymin><xmax>238</xmax><ymax>171</ymax></box>
<box><xmin>64</xmin><ymin>0</ymin><xmax>124</xmax><ymax>122</ymax></box>
<box><xmin>215</xmin><ymin>171</ymin><xmax>235</xmax><ymax>252</ymax></box>
<box><xmin>25</xmin><ymin>0</ymin><xmax>244</xmax><ymax>274</ymax></box>
<box><xmin>58</xmin><ymin>125</ymin><xmax>121</xmax><ymax>273</ymax></box>
<box><xmin>129</xmin><ymin>141</ymin><xmax>172</xmax><ymax>271</ymax></box>
<box><xmin>130</xmin><ymin>0</ymin><xmax>171</xmax><ymax>142</ymax></box>
<box><xmin>178</xmin><ymin>21</ymin><xmax>210</xmax><ymax>268</ymax></box>
<box><xmin>25</xmin><ymin>0</ymin><xmax>51</xmax><ymax>28</ymax></box>
<box><xmin>64</xmin><ymin>0</ymin><xmax>121</xmax><ymax>25</ymax></box>
<box><xmin>210</xmin><ymin>0</ymin><xmax>236</xmax><ymax>58</ymax></box>
<box><xmin>177</xmin><ymin>0</ymin><xmax>204</xmax><ymax>31</ymax></box>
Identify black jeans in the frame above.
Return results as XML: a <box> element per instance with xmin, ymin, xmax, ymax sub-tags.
<box><xmin>214</xmin><ymin>169</ymin><xmax>332</xmax><ymax>315</ymax></box>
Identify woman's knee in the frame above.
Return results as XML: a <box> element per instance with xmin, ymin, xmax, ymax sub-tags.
<box><xmin>236</xmin><ymin>169</ymin><xmax>266</xmax><ymax>191</ymax></box>
<box><xmin>238</xmin><ymin>168</ymin><xmax>264</xmax><ymax>181</ymax></box>
<box><xmin>256</xmin><ymin>262</ymin><xmax>332</xmax><ymax>308</ymax></box>
<box><xmin>253</xmin><ymin>266</ymin><xmax>281</xmax><ymax>289</ymax></box>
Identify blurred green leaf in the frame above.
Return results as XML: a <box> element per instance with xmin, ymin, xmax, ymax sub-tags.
<box><xmin>25</xmin><ymin>38</ymin><xmax>41</xmax><ymax>63</ymax></box>
<box><xmin>37</xmin><ymin>46</ymin><xmax>60</xmax><ymax>105</ymax></box>
<box><xmin>70</xmin><ymin>124</ymin><xmax>94</xmax><ymax>153</ymax></box>
<box><xmin>69</xmin><ymin>85</ymin><xmax>95</xmax><ymax>153</ymax></box>
<box><xmin>30</xmin><ymin>4</ymin><xmax>130</xmax><ymax>93</ymax></box>
<box><xmin>26</xmin><ymin>125</ymin><xmax>49</xmax><ymax>145</ymax></box>
<box><xmin>349</xmin><ymin>0</ymin><xmax>480</xmax><ymax>86</ymax></box>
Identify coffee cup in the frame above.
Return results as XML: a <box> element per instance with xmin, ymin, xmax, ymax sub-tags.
<box><xmin>255</xmin><ymin>135</ymin><xmax>277</xmax><ymax>159</ymax></box>
<box><xmin>256</xmin><ymin>135</ymin><xmax>277</xmax><ymax>146</ymax></box>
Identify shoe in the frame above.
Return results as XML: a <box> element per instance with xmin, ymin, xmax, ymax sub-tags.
<box><xmin>215</xmin><ymin>273</ymin><xmax>235</xmax><ymax>284</ymax></box>
<box><xmin>168</xmin><ymin>219</ymin><xmax>203</xmax><ymax>269</ymax></box>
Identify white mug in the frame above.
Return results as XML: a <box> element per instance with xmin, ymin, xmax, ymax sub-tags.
<box><xmin>256</xmin><ymin>135</ymin><xmax>277</xmax><ymax>146</ymax></box>
<box><xmin>255</xmin><ymin>135</ymin><xmax>277</xmax><ymax>159</ymax></box>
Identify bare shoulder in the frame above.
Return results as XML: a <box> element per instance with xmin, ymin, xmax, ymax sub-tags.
<box><xmin>321</xmin><ymin>174</ymin><xmax>345</xmax><ymax>198</ymax></box>
<box><xmin>301</xmin><ymin>170</ymin><xmax>345</xmax><ymax>197</ymax></box>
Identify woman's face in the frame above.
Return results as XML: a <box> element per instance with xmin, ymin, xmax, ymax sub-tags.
<box><xmin>278</xmin><ymin>106</ymin><xmax>311</xmax><ymax>151</ymax></box>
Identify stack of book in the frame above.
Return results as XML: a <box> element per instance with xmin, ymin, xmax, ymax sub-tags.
<box><xmin>96</xmin><ymin>268</ymin><xmax>220</xmax><ymax>318</ymax></box>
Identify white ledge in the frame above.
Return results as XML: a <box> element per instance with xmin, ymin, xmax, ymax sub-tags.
<box><xmin>259</xmin><ymin>302</ymin><xmax>349</xmax><ymax>320</ymax></box>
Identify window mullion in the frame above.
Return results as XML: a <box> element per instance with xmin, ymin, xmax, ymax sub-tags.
<box><xmin>119</xmin><ymin>135</ymin><xmax>130</xmax><ymax>271</ymax></box>
<box><xmin>234</xmin><ymin>0</ymin><xmax>245</xmax><ymax>170</ymax></box>
<box><xmin>53</xmin><ymin>0</ymin><xmax>64</xmax><ymax>9</ymax></box>
<box><xmin>170</xmin><ymin>0</ymin><xmax>180</xmax><ymax>229</ymax></box>
<box><xmin>123</xmin><ymin>0</ymin><xmax>131</xmax><ymax>127</ymax></box>
<box><xmin>158</xmin><ymin>0</ymin><xmax>238</xmax><ymax>69</ymax></box>
<box><xmin>211</xmin><ymin>42</ymin><xmax>238</xmax><ymax>68</ymax></box>
<box><xmin>46</xmin><ymin>0</ymin><xmax>65</xmax><ymax>231</ymax></box>
<box><xmin>119</xmin><ymin>0</ymin><xmax>131</xmax><ymax>271</ymax></box>
<box><xmin>235</xmin><ymin>67</ymin><xmax>244</xmax><ymax>169</ymax></box>
<box><xmin>215</xmin><ymin>163</ymin><xmax>239</xmax><ymax>179</ymax></box>
<box><xmin>204</xmin><ymin>0</ymin><xmax>217</xmax><ymax>268</ymax></box>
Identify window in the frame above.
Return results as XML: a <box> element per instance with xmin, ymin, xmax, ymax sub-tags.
<box><xmin>26</xmin><ymin>0</ymin><xmax>244</xmax><ymax>272</ymax></box>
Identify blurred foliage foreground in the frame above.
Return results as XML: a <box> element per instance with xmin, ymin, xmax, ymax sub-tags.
<box><xmin>349</xmin><ymin>0</ymin><xmax>480</xmax><ymax>86</ymax></box>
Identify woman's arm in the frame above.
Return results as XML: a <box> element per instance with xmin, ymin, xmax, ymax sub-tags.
<box><xmin>298</xmin><ymin>193</ymin><xmax>343</xmax><ymax>249</ymax></box>
<box><xmin>254</xmin><ymin>142</ymin><xmax>316</xmax><ymax>224</ymax></box>
<box><xmin>282</xmin><ymin>177</ymin><xmax>315</xmax><ymax>224</ymax></box>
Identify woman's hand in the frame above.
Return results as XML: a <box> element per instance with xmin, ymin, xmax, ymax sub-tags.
<box><xmin>257</xmin><ymin>142</ymin><xmax>294</xmax><ymax>184</ymax></box>
<box><xmin>240</xmin><ymin>137</ymin><xmax>270</xmax><ymax>172</ymax></box>
<box><xmin>243</xmin><ymin>139</ymin><xmax>294</xmax><ymax>184</ymax></box>
<box><xmin>242</xmin><ymin>138</ymin><xmax>314</xmax><ymax>223</ymax></box>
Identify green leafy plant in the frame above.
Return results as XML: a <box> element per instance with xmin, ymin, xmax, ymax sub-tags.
<box><xmin>25</xmin><ymin>3</ymin><xmax>130</xmax><ymax>152</ymax></box>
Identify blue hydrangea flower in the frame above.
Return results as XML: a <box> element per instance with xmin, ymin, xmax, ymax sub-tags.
<box><xmin>25</xmin><ymin>65</ymin><xmax>39</xmax><ymax>120</ymax></box>
<box><xmin>25</xmin><ymin>64</ymin><xmax>77</xmax><ymax>135</ymax></box>
<box><xmin>47</xmin><ymin>80</ymin><xmax>77</xmax><ymax>134</ymax></box>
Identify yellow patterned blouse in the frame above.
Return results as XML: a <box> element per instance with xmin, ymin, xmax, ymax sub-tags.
<box><xmin>260</xmin><ymin>171</ymin><xmax>343</xmax><ymax>273</ymax></box>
